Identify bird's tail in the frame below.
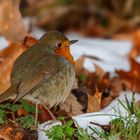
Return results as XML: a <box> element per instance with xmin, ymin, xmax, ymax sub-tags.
<box><xmin>0</xmin><ymin>87</ymin><xmax>16</xmax><ymax>103</ymax></box>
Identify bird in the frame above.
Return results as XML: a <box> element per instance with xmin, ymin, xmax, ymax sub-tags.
<box><xmin>0</xmin><ymin>31</ymin><xmax>78</xmax><ymax>109</ymax></box>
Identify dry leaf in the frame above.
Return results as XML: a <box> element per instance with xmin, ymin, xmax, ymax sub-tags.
<box><xmin>72</xmin><ymin>88</ymin><xmax>88</xmax><ymax>113</ymax></box>
<box><xmin>60</xmin><ymin>93</ymin><xmax>83</xmax><ymax>116</ymax></box>
<box><xmin>0</xmin><ymin>36</ymin><xmax>37</xmax><ymax>94</ymax></box>
<box><xmin>85</xmin><ymin>72</ymin><xmax>110</xmax><ymax>96</ymax></box>
<box><xmin>38</xmin><ymin>105</ymin><xmax>53</xmax><ymax>122</ymax></box>
<box><xmin>83</xmin><ymin>24</ymin><xmax>105</xmax><ymax>37</ymax></box>
<box><xmin>94</xmin><ymin>63</ymin><xmax>106</xmax><ymax>79</ymax></box>
<box><xmin>0</xmin><ymin>124</ymin><xmax>37</xmax><ymax>140</ymax></box>
<box><xmin>101</xmin><ymin>96</ymin><xmax>113</xmax><ymax>108</ymax></box>
<box><xmin>84</xmin><ymin>72</ymin><xmax>100</xmax><ymax>95</ymax></box>
<box><xmin>87</xmin><ymin>89</ymin><xmax>102</xmax><ymax>112</ymax></box>
<box><xmin>75</xmin><ymin>56</ymin><xmax>85</xmax><ymax>75</ymax></box>
<box><xmin>109</xmin><ymin>77</ymin><xmax>122</xmax><ymax>98</ymax></box>
<box><xmin>75</xmin><ymin>57</ymin><xmax>122</xmax><ymax>112</ymax></box>
<box><xmin>23</xmin><ymin>36</ymin><xmax>37</xmax><ymax>48</ymax></box>
<box><xmin>116</xmin><ymin>59</ymin><xmax>140</xmax><ymax>92</ymax></box>
<box><xmin>17</xmin><ymin>108</ymin><xmax>28</xmax><ymax>117</ymax></box>
<box><xmin>0</xmin><ymin>0</ymin><xmax>27</xmax><ymax>42</ymax></box>
<box><xmin>112</xmin><ymin>32</ymin><xmax>133</xmax><ymax>40</ymax></box>
<box><xmin>128</xmin><ymin>29</ymin><xmax>140</xmax><ymax>59</ymax></box>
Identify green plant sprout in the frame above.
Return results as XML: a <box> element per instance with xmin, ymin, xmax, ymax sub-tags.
<box><xmin>45</xmin><ymin>93</ymin><xmax>140</xmax><ymax>140</ymax></box>
<box><xmin>0</xmin><ymin>99</ymin><xmax>36</xmax><ymax>129</ymax></box>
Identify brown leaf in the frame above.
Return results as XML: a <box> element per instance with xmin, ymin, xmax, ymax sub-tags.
<box><xmin>109</xmin><ymin>77</ymin><xmax>122</xmax><ymax>98</ymax></box>
<box><xmin>85</xmin><ymin>72</ymin><xmax>110</xmax><ymax>96</ymax></box>
<box><xmin>60</xmin><ymin>93</ymin><xmax>83</xmax><ymax>116</ymax></box>
<box><xmin>94</xmin><ymin>63</ymin><xmax>105</xmax><ymax>79</ymax></box>
<box><xmin>0</xmin><ymin>123</ymin><xmax>37</xmax><ymax>140</ymax></box>
<box><xmin>23</xmin><ymin>36</ymin><xmax>37</xmax><ymax>48</ymax></box>
<box><xmin>0</xmin><ymin>0</ymin><xmax>27</xmax><ymax>42</ymax></box>
<box><xmin>116</xmin><ymin>59</ymin><xmax>140</xmax><ymax>92</ymax></box>
<box><xmin>83</xmin><ymin>24</ymin><xmax>105</xmax><ymax>37</ymax></box>
<box><xmin>90</xmin><ymin>121</ymin><xmax>111</xmax><ymax>132</ymax></box>
<box><xmin>17</xmin><ymin>108</ymin><xmax>28</xmax><ymax>117</ymax></box>
<box><xmin>87</xmin><ymin>89</ymin><xmax>102</xmax><ymax>112</ymax></box>
<box><xmin>99</xmin><ymin>72</ymin><xmax>110</xmax><ymax>90</ymax></box>
<box><xmin>75</xmin><ymin>56</ymin><xmax>85</xmax><ymax>75</ymax></box>
<box><xmin>72</xmin><ymin>88</ymin><xmax>88</xmax><ymax>113</ymax></box>
<box><xmin>84</xmin><ymin>72</ymin><xmax>100</xmax><ymax>95</ymax></box>
<box><xmin>112</xmin><ymin>33</ymin><xmax>133</xmax><ymax>40</ymax></box>
<box><xmin>38</xmin><ymin>104</ymin><xmax>53</xmax><ymax>122</ymax></box>
<box><xmin>101</xmin><ymin>96</ymin><xmax>113</xmax><ymax>108</ymax></box>
<box><xmin>128</xmin><ymin>29</ymin><xmax>140</xmax><ymax>59</ymax></box>
<box><xmin>0</xmin><ymin>43</ymin><xmax>25</xmax><ymax>93</ymax></box>
<box><xmin>0</xmin><ymin>36</ymin><xmax>37</xmax><ymax>94</ymax></box>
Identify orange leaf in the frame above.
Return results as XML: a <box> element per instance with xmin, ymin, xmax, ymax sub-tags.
<box><xmin>38</xmin><ymin>105</ymin><xmax>53</xmax><ymax>122</ymax></box>
<box><xmin>87</xmin><ymin>88</ymin><xmax>102</xmax><ymax>112</ymax></box>
<box><xmin>0</xmin><ymin>0</ymin><xmax>27</xmax><ymax>42</ymax></box>
<box><xmin>0</xmin><ymin>36</ymin><xmax>37</xmax><ymax>94</ymax></box>
<box><xmin>116</xmin><ymin>59</ymin><xmax>140</xmax><ymax>92</ymax></box>
<box><xmin>129</xmin><ymin>29</ymin><xmax>140</xmax><ymax>59</ymax></box>
<box><xmin>17</xmin><ymin>108</ymin><xmax>28</xmax><ymax>116</ymax></box>
<box><xmin>75</xmin><ymin>56</ymin><xmax>85</xmax><ymax>75</ymax></box>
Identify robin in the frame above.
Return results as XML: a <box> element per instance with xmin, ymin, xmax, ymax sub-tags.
<box><xmin>0</xmin><ymin>31</ymin><xmax>78</xmax><ymax>108</ymax></box>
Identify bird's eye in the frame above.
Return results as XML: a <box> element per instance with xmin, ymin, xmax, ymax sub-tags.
<box><xmin>57</xmin><ymin>43</ymin><xmax>62</xmax><ymax>48</ymax></box>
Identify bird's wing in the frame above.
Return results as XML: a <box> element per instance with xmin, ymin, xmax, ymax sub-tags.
<box><xmin>13</xmin><ymin>68</ymin><xmax>59</xmax><ymax>103</ymax></box>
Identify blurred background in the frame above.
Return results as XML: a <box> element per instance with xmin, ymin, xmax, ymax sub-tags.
<box><xmin>19</xmin><ymin>0</ymin><xmax>140</xmax><ymax>39</ymax></box>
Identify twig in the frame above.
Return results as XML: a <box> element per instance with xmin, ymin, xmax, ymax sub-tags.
<box><xmin>35</xmin><ymin>103</ymin><xmax>38</xmax><ymax>129</ymax></box>
<box><xmin>83</xmin><ymin>55</ymin><xmax>102</xmax><ymax>61</ymax></box>
<box><xmin>42</xmin><ymin>104</ymin><xmax>56</xmax><ymax>120</ymax></box>
<box><xmin>90</xmin><ymin>121</ymin><xmax>111</xmax><ymax>132</ymax></box>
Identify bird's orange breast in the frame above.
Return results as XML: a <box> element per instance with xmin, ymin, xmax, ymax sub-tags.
<box><xmin>55</xmin><ymin>41</ymin><xmax>75</xmax><ymax>66</ymax></box>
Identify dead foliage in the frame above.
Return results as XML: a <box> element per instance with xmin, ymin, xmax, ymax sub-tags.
<box><xmin>116</xmin><ymin>59</ymin><xmax>140</xmax><ymax>93</ymax></box>
<box><xmin>0</xmin><ymin>123</ymin><xmax>37</xmax><ymax>140</ymax></box>
<box><xmin>0</xmin><ymin>36</ymin><xmax>37</xmax><ymax>94</ymax></box>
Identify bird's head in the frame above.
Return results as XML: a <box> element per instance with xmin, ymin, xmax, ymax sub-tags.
<box><xmin>38</xmin><ymin>31</ymin><xmax>78</xmax><ymax>65</ymax></box>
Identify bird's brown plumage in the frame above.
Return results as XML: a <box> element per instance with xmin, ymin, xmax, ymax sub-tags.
<box><xmin>0</xmin><ymin>31</ymin><xmax>77</xmax><ymax>108</ymax></box>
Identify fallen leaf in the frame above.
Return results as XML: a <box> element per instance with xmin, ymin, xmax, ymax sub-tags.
<box><xmin>0</xmin><ymin>0</ymin><xmax>27</xmax><ymax>42</ymax></box>
<box><xmin>116</xmin><ymin>59</ymin><xmax>140</xmax><ymax>93</ymax></box>
<box><xmin>87</xmin><ymin>88</ymin><xmax>102</xmax><ymax>112</ymax></box>
<box><xmin>85</xmin><ymin>72</ymin><xmax>110</xmax><ymax>96</ymax></box>
<box><xmin>0</xmin><ymin>123</ymin><xmax>37</xmax><ymax>140</ymax></box>
<box><xmin>101</xmin><ymin>96</ymin><xmax>113</xmax><ymax>108</ymax></box>
<box><xmin>60</xmin><ymin>93</ymin><xmax>83</xmax><ymax>116</ymax></box>
<box><xmin>38</xmin><ymin>104</ymin><xmax>53</xmax><ymax>122</ymax></box>
<box><xmin>94</xmin><ymin>63</ymin><xmax>105</xmax><ymax>79</ymax></box>
<box><xmin>84</xmin><ymin>72</ymin><xmax>100</xmax><ymax>95</ymax></box>
<box><xmin>17</xmin><ymin>108</ymin><xmax>28</xmax><ymax>117</ymax></box>
<box><xmin>128</xmin><ymin>29</ymin><xmax>140</xmax><ymax>59</ymax></box>
<box><xmin>23</xmin><ymin>36</ymin><xmax>37</xmax><ymax>48</ymax></box>
<box><xmin>0</xmin><ymin>36</ymin><xmax>37</xmax><ymax>94</ymax></box>
<box><xmin>112</xmin><ymin>33</ymin><xmax>133</xmax><ymax>40</ymax></box>
<box><xmin>72</xmin><ymin>88</ymin><xmax>88</xmax><ymax>113</ymax></box>
<box><xmin>109</xmin><ymin>77</ymin><xmax>122</xmax><ymax>98</ymax></box>
<box><xmin>75</xmin><ymin>56</ymin><xmax>85</xmax><ymax>75</ymax></box>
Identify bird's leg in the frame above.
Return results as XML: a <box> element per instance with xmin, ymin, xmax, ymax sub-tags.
<box><xmin>42</xmin><ymin>104</ymin><xmax>56</xmax><ymax>120</ymax></box>
<box><xmin>35</xmin><ymin>103</ymin><xmax>38</xmax><ymax>129</ymax></box>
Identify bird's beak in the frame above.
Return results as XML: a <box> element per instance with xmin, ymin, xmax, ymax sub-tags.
<box><xmin>69</xmin><ymin>40</ymin><xmax>78</xmax><ymax>45</ymax></box>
